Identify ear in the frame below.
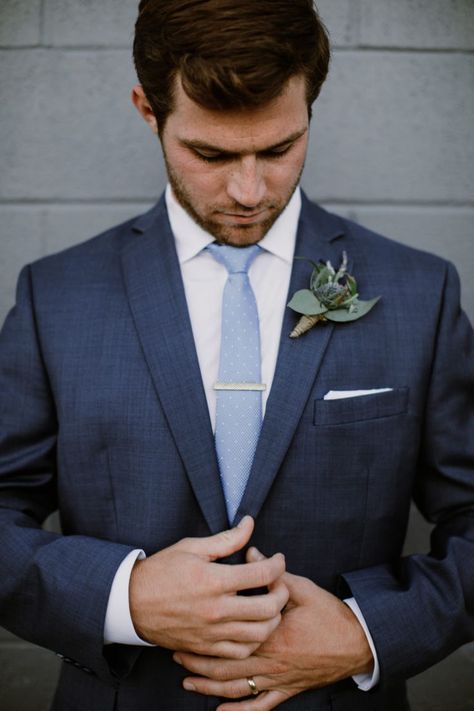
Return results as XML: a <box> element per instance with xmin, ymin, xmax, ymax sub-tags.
<box><xmin>131</xmin><ymin>84</ymin><xmax>158</xmax><ymax>134</ymax></box>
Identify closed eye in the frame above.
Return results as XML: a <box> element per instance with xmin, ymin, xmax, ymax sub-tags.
<box><xmin>260</xmin><ymin>145</ymin><xmax>293</xmax><ymax>159</ymax></box>
<box><xmin>194</xmin><ymin>144</ymin><xmax>293</xmax><ymax>163</ymax></box>
<box><xmin>194</xmin><ymin>150</ymin><xmax>232</xmax><ymax>163</ymax></box>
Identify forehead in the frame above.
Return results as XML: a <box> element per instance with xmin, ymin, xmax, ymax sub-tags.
<box><xmin>164</xmin><ymin>74</ymin><xmax>309</xmax><ymax>151</ymax></box>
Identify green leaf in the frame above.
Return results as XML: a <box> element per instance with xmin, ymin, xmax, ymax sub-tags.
<box><xmin>324</xmin><ymin>296</ymin><xmax>381</xmax><ymax>323</ymax></box>
<box><xmin>313</xmin><ymin>266</ymin><xmax>333</xmax><ymax>289</ymax></box>
<box><xmin>346</xmin><ymin>274</ymin><xmax>358</xmax><ymax>297</ymax></box>
<box><xmin>287</xmin><ymin>290</ymin><xmax>327</xmax><ymax>316</ymax></box>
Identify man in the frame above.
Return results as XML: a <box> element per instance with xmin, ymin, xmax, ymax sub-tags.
<box><xmin>0</xmin><ymin>1</ymin><xmax>472</xmax><ymax>710</ymax></box>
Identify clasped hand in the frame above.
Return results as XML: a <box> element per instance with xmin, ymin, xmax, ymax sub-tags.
<box><xmin>129</xmin><ymin>515</ymin><xmax>288</xmax><ymax>659</ymax></box>
<box><xmin>130</xmin><ymin>517</ymin><xmax>373</xmax><ymax>710</ymax></box>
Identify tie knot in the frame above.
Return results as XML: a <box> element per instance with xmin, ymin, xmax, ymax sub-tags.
<box><xmin>207</xmin><ymin>243</ymin><xmax>261</xmax><ymax>274</ymax></box>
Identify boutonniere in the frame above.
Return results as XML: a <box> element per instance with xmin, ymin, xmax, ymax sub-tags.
<box><xmin>287</xmin><ymin>251</ymin><xmax>380</xmax><ymax>338</ymax></box>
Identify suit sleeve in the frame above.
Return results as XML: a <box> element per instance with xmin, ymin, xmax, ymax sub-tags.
<box><xmin>341</xmin><ymin>261</ymin><xmax>474</xmax><ymax>684</ymax></box>
<box><xmin>0</xmin><ymin>265</ymin><xmax>139</xmax><ymax>684</ymax></box>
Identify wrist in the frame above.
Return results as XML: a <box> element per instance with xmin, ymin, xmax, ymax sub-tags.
<box><xmin>129</xmin><ymin>558</ymin><xmax>153</xmax><ymax>643</ymax></box>
<box><xmin>341</xmin><ymin>600</ymin><xmax>374</xmax><ymax>676</ymax></box>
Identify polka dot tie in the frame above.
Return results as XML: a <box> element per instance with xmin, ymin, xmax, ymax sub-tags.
<box><xmin>207</xmin><ymin>242</ymin><xmax>263</xmax><ymax>523</ymax></box>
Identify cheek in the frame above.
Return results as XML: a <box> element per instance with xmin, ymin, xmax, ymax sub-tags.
<box><xmin>266</xmin><ymin>159</ymin><xmax>304</xmax><ymax>191</ymax></box>
<box><xmin>178</xmin><ymin>158</ymin><xmax>226</xmax><ymax>195</ymax></box>
<box><xmin>192</xmin><ymin>172</ymin><xmax>227</xmax><ymax>204</ymax></box>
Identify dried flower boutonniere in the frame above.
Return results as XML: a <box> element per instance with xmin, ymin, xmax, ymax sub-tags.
<box><xmin>288</xmin><ymin>251</ymin><xmax>380</xmax><ymax>338</ymax></box>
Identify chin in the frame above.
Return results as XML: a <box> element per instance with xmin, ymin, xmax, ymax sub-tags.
<box><xmin>209</xmin><ymin>217</ymin><xmax>277</xmax><ymax>246</ymax></box>
<box><xmin>213</xmin><ymin>230</ymin><xmax>265</xmax><ymax>247</ymax></box>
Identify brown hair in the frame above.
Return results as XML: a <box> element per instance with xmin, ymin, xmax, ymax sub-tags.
<box><xmin>133</xmin><ymin>0</ymin><xmax>330</xmax><ymax>129</ymax></box>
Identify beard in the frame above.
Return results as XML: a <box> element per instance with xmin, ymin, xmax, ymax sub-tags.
<box><xmin>164</xmin><ymin>153</ymin><xmax>303</xmax><ymax>247</ymax></box>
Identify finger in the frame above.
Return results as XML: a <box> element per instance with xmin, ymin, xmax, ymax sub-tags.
<box><xmin>174</xmin><ymin>651</ymin><xmax>270</xmax><ymax>681</ymax></box>
<box><xmin>181</xmin><ymin>516</ymin><xmax>254</xmax><ymax>561</ymax></box>
<box><xmin>247</xmin><ymin>547</ymin><xmax>311</xmax><ymax>605</ymax></box>
<box><xmin>219</xmin><ymin>553</ymin><xmax>285</xmax><ymax>594</ymax></box>
<box><xmin>183</xmin><ymin>675</ymin><xmax>273</xmax><ymax>699</ymax></box>
<box><xmin>246</xmin><ymin>546</ymin><xmax>265</xmax><ymax>563</ymax></box>
<box><xmin>207</xmin><ymin>615</ymin><xmax>281</xmax><ymax>645</ymax></box>
<box><xmin>202</xmin><ymin>640</ymin><xmax>260</xmax><ymax>660</ymax></box>
<box><xmin>217</xmin><ymin>689</ymin><xmax>290</xmax><ymax>711</ymax></box>
<box><xmin>221</xmin><ymin>578</ymin><xmax>289</xmax><ymax>621</ymax></box>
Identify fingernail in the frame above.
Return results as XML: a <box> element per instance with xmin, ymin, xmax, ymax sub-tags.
<box><xmin>251</xmin><ymin>546</ymin><xmax>265</xmax><ymax>560</ymax></box>
<box><xmin>173</xmin><ymin>654</ymin><xmax>182</xmax><ymax>665</ymax></box>
<box><xmin>237</xmin><ymin>515</ymin><xmax>251</xmax><ymax>528</ymax></box>
<box><xmin>183</xmin><ymin>680</ymin><xmax>196</xmax><ymax>691</ymax></box>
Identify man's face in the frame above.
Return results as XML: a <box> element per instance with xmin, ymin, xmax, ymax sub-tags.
<box><xmin>159</xmin><ymin>75</ymin><xmax>310</xmax><ymax>246</ymax></box>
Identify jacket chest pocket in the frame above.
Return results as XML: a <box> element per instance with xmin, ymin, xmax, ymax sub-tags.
<box><xmin>313</xmin><ymin>387</ymin><xmax>409</xmax><ymax>426</ymax></box>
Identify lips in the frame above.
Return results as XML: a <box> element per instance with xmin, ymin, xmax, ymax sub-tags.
<box><xmin>220</xmin><ymin>210</ymin><xmax>267</xmax><ymax>224</ymax></box>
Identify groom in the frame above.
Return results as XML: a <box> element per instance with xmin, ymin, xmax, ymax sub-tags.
<box><xmin>0</xmin><ymin>1</ymin><xmax>473</xmax><ymax>710</ymax></box>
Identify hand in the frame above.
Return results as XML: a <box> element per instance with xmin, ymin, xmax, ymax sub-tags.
<box><xmin>129</xmin><ymin>517</ymin><xmax>289</xmax><ymax>659</ymax></box>
<box><xmin>174</xmin><ymin>547</ymin><xmax>373</xmax><ymax>710</ymax></box>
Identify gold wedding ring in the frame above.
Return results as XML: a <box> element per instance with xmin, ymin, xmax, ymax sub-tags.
<box><xmin>247</xmin><ymin>677</ymin><xmax>259</xmax><ymax>696</ymax></box>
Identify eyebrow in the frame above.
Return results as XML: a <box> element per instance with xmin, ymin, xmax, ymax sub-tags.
<box><xmin>180</xmin><ymin>127</ymin><xmax>308</xmax><ymax>157</ymax></box>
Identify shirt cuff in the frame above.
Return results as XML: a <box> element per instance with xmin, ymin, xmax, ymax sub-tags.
<box><xmin>104</xmin><ymin>549</ymin><xmax>155</xmax><ymax>646</ymax></box>
<box><xmin>343</xmin><ymin>597</ymin><xmax>380</xmax><ymax>691</ymax></box>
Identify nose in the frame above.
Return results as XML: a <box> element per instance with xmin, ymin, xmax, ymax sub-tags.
<box><xmin>226</xmin><ymin>155</ymin><xmax>266</xmax><ymax>208</ymax></box>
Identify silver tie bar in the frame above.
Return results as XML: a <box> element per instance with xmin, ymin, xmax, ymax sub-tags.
<box><xmin>214</xmin><ymin>382</ymin><xmax>267</xmax><ymax>392</ymax></box>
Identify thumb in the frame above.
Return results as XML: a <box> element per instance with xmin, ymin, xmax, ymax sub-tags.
<box><xmin>182</xmin><ymin>515</ymin><xmax>255</xmax><ymax>561</ymax></box>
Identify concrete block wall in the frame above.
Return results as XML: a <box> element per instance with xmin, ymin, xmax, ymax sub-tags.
<box><xmin>0</xmin><ymin>2</ymin><xmax>473</xmax><ymax>709</ymax></box>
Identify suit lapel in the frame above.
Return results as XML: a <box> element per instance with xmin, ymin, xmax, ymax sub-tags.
<box><xmin>236</xmin><ymin>194</ymin><xmax>347</xmax><ymax>522</ymax></box>
<box><xmin>121</xmin><ymin>199</ymin><xmax>228</xmax><ymax>534</ymax></box>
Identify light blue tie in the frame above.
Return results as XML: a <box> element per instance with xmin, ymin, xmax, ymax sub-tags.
<box><xmin>207</xmin><ymin>243</ymin><xmax>263</xmax><ymax>523</ymax></box>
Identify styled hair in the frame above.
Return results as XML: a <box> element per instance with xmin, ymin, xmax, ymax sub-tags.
<box><xmin>133</xmin><ymin>0</ymin><xmax>330</xmax><ymax>128</ymax></box>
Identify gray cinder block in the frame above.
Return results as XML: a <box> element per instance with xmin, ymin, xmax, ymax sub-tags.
<box><xmin>0</xmin><ymin>0</ymin><xmax>41</xmax><ymax>47</ymax></box>
<box><xmin>43</xmin><ymin>0</ymin><xmax>137</xmax><ymax>47</ymax></box>
<box><xmin>352</xmin><ymin>207</ymin><xmax>474</xmax><ymax>320</ymax></box>
<box><xmin>303</xmin><ymin>51</ymin><xmax>474</xmax><ymax>203</ymax></box>
<box><xmin>42</xmin><ymin>203</ymin><xmax>154</xmax><ymax>255</ymax></box>
<box><xmin>41</xmin><ymin>0</ymin><xmax>357</xmax><ymax>50</ymax></box>
<box><xmin>315</xmin><ymin>0</ymin><xmax>359</xmax><ymax>47</ymax></box>
<box><xmin>0</xmin><ymin>207</ymin><xmax>43</xmax><ymax>327</ymax></box>
<box><xmin>360</xmin><ymin>0</ymin><xmax>474</xmax><ymax>50</ymax></box>
<box><xmin>0</xmin><ymin>49</ymin><xmax>166</xmax><ymax>200</ymax></box>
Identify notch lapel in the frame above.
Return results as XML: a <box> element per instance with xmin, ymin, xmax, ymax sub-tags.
<box><xmin>121</xmin><ymin>199</ymin><xmax>228</xmax><ymax>534</ymax></box>
<box><xmin>236</xmin><ymin>195</ymin><xmax>347</xmax><ymax>522</ymax></box>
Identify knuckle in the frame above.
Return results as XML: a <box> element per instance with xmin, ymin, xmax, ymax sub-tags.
<box><xmin>254</xmin><ymin>565</ymin><xmax>272</xmax><ymax>589</ymax></box>
<box><xmin>219</xmin><ymin>529</ymin><xmax>234</xmax><ymax>545</ymax></box>
<box><xmin>230</xmin><ymin>681</ymin><xmax>245</xmax><ymax>698</ymax></box>
<box><xmin>264</xmin><ymin>598</ymin><xmax>279</xmax><ymax>619</ymax></box>
<box><xmin>235</xmin><ymin>644</ymin><xmax>252</xmax><ymax>660</ymax></box>
<box><xmin>251</xmin><ymin>625</ymin><xmax>266</xmax><ymax>643</ymax></box>
<box><xmin>193</xmin><ymin>641</ymin><xmax>208</xmax><ymax>655</ymax></box>
<box><xmin>266</xmin><ymin>614</ymin><xmax>280</xmax><ymax>636</ymax></box>
<box><xmin>212</xmin><ymin>571</ymin><xmax>228</xmax><ymax>596</ymax></box>
<box><xmin>261</xmin><ymin>556</ymin><xmax>283</xmax><ymax>586</ymax></box>
<box><xmin>214</xmin><ymin>666</ymin><xmax>230</xmax><ymax>681</ymax></box>
<box><xmin>280</xmin><ymin>585</ymin><xmax>290</xmax><ymax>606</ymax></box>
<box><xmin>207</xmin><ymin>603</ymin><xmax>223</xmax><ymax>623</ymax></box>
<box><xmin>178</xmin><ymin>536</ymin><xmax>192</xmax><ymax>548</ymax></box>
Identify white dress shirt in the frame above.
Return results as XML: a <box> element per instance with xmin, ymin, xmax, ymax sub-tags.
<box><xmin>103</xmin><ymin>185</ymin><xmax>379</xmax><ymax>690</ymax></box>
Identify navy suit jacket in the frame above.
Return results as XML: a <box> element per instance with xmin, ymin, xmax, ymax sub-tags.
<box><xmin>0</xmin><ymin>193</ymin><xmax>473</xmax><ymax>711</ymax></box>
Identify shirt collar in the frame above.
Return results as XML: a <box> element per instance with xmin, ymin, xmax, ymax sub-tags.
<box><xmin>165</xmin><ymin>183</ymin><xmax>301</xmax><ymax>265</ymax></box>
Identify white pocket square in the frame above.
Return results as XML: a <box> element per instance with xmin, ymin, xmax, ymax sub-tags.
<box><xmin>323</xmin><ymin>388</ymin><xmax>393</xmax><ymax>401</ymax></box>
